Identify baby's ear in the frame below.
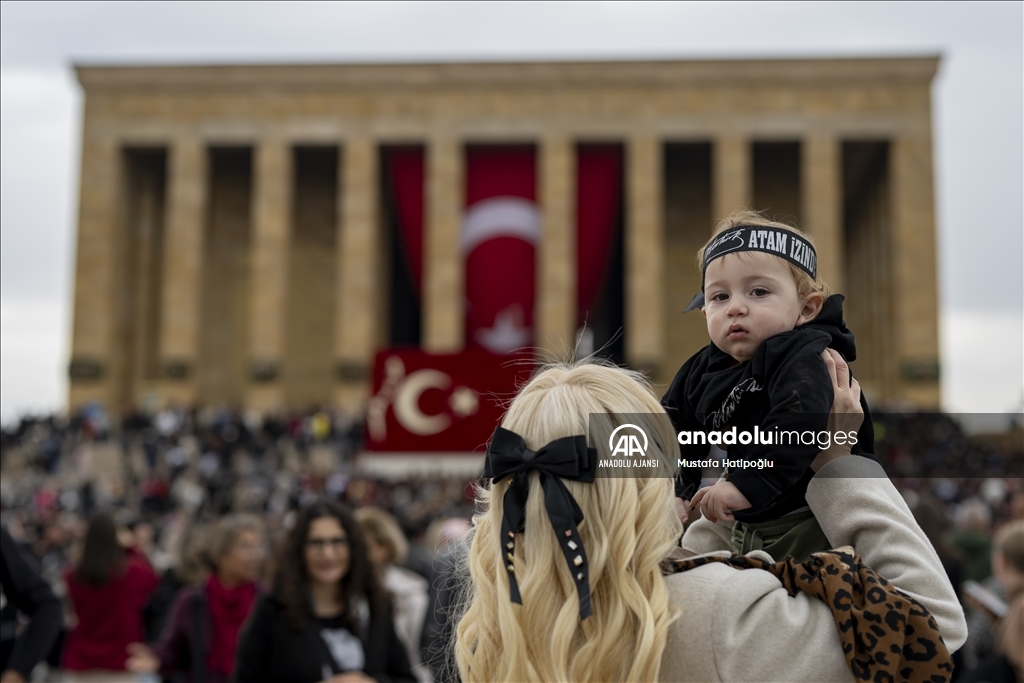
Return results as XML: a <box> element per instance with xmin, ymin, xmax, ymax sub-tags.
<box><xmin>796</xmin><ymin>294</ymin><xmax>824</xmax><ymax>327</ymax></box>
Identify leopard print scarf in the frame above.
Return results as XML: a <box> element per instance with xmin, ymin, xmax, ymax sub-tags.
<box><xmin>662</xmin><ymin>546</ymin><xmax>954</xmax><ymax>683</ymax></box>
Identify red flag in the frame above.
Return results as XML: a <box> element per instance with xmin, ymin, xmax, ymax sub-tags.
<box><xmin>385</xmin><ymin>143</ymin><xmax>621</xmax><ymax>351</ymax></box>
<box><xmin>576</xmin><ymin>145</ymin><xmax>622</xmax><ymax>324</ymax></box>
<box><xmin>387</xmin><ymin>146</ymin><xmax>425</xmax><ymax>298</ymax></box>
<box><xmin>464</xmin><ymin>146</ymin><xmax>537</xmax><ymax>353</ymax></box>
<box><xmin>365</xmin><ymin>347</ymin><xmax>531</xmax><ymax>452</ymax></box>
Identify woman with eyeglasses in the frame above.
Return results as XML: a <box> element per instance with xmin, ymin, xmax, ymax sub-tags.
<box><xmin>233</xmin><ymin>500</ymin><xmax>415</xmax><ymax>683</ymax></box>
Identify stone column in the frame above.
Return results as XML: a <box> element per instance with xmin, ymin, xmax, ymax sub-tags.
<box><xmin>334</xmin><ymin>137</ymin><xmax>380</xmax><ymax>412</ymax></box>
<box><xmin>713</xmin><ymin>135</ymin><xmax>751</xmax><ymax>223</ymax></box>
<box><xmin>537</xmin><ymin>136</ymin><xmax>576</xmax><ymax>359</ymax></box>
<box><xmin>68</xmin><ymin>135</ymin><xmax>120</xmax><ymax>413</ymax></box>
<box><xmin>422</xmin><ymin>136</ymin><xmax>464</xmax><ymax>353</ymax></box>
<box><xmin>246</xmin><ymin>138</ymin><xmax>292</xmax><ymax>413</ymax></box>
<box><xmin>802</xmin><ymin>134</ymin><xmax>844</xmax><ymax>293</ymax></box>
<box><xmin>158</xmin><ymin>137</ymin><xmax>206</xmax><ymax>406</ymax></box>
<box><xmin>625</xmin><ymin>135</ymin><xmax>664</xmax><ymax>374</ymax></box>
<box><xmin>891</xmin><ymin>134</ymin><xmax>940</xmax><ymax>407</ymax></box>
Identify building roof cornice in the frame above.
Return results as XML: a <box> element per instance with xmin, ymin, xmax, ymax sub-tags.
<box><xmin>75</xmin><ymin>56</ymin><xmax>941</xmax><ymax>92</ymax></box>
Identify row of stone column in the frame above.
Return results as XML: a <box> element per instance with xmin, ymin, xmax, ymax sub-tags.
<box><xmin>70</xmin><ymin>130</ymin><xmax>936</xmax><ymax>413</ymax></box>
<box><xmin>141</xmin><ymin>135</ymin><xmax>673</xmax><ymax>412</ymax></box>
<box><xmin>151</xmin><ymin>138</ymin><xmax>381</xmax><ymax>412</ymax></box>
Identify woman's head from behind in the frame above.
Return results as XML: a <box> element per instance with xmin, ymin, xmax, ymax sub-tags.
<box><xmin>355</xmin><ymin>507</ymin><xmax>408</xmax><ymax>572</ymax></box>
<box><xmin>275</xmin><ymin>500</ymin><xmax>379</xmax><ymax>631</ymax></box>
<box><xmin>206</xmin><ymin>514</ymin><xmax>265</xmax><ymax>587</ymax></box>
<box><xmin>74</xmin><ymin>512</ymin><xmax>125</xmax><ymax>586</ymax></box>
<box><xmin>456</xmin><ymin>362</ymin><xmax>681</xmax><ymax>683</ymax></box>
<box><xmin>993</xmin><ymin>519</ymin><xmax>1024</xmax><ymax>590</ymax></box>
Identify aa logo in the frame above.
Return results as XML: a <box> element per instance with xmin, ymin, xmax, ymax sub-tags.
<box><xmin>608</xmin><ymin>424</ymin><xmax>648</xmax><ymax>458</ymax></box>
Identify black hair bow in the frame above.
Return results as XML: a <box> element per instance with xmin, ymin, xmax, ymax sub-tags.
<box><xmin>483</xmin><ymin>426</ymin><xmax>596</xmax><ymax>619</ymax></box>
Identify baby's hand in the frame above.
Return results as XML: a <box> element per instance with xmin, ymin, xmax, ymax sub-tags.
<box><xmin>690</xmin><ymin>481</ymin><xmax>751</xmax><ymax>523</ymax></box>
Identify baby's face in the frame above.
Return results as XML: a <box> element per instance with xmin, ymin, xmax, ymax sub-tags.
<box><xmin>703</xmin><ymin>251</ymin><xmax>817</xmax><ymax>362</ymax></box>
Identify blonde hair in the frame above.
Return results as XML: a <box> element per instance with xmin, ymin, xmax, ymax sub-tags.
<box><xmin>698</xmin><ymin>210</ymin><xmax>831</xmax><ymax>300</ymax></box>
<box><xmin>174</xmin><ymin>520</ymin><xmax>211</xmax><ymax>585</ymax></box>
<box><xmin>204</xmin><ymin>514</ymin><xmax>264</xmax><ymax>570</ymax></box>
<box><xmin>994</xmin><ymin>519</ymin><xmax>1024</xmax><ymax>573</ymax></box>
<box><xmin>455</xmin><ymin>361</ymin><xmax>681</xmax><ymax>682</ymax></box>
<box><xmin>355</xmin><ymin>507</ymin><xmax>409</xmax><ymax>566</ymax></box>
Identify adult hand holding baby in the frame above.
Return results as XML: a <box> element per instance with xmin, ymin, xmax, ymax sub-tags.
<box><xmin>809</xmin><ymin>348</ymin><xmax>864</xmax><ymax>472</ymax></box>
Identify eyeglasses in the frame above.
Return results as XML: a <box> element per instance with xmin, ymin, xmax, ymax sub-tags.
<box><xmin>306</xmin><ymin>536</ymin><xmax>349</xmax><ymax>552</ymax></box>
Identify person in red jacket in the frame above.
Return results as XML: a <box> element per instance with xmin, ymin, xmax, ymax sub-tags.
<box><xmin>128</xmin><ymin>514</ymin><xmax>265</xmax><ymax>683</ymax></box>
<box><xmin>62</xmin><ymin>512</ymin><xmax>158</xmax><ymax>681</ymax></box>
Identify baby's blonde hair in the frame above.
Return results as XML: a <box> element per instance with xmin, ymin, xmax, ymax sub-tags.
<box><xmin>697</xmin><ymin>210</ymin><xmax>830</xmax><ymax>300</ymax></box>
<box><xmin>455</xmin><ymin>361</ymin><xmax>681</xmax><ymax>682</ymax></box>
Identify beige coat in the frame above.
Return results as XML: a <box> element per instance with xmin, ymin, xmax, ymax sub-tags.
<box><xmin>382</xmin><ymin>565</ymin><xmax>431</xmax><ymax>683</ymax></box>
<box><xmin>660</xmin><ymin>457</ymin><xmax>968</xmax><ymax>682</ymax></box>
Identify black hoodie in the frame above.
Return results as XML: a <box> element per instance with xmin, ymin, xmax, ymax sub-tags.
<box><xmin>662</xmin><ymin>294</ymin><xmax>874</xmax><ymax>523</ymax></box>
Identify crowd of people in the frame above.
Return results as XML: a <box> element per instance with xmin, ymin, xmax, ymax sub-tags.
<box><xmin>0</xmin><ymin>388</ymin><xmax>1021</xmax><ymax>682</ymax></box>
<box><xmin>0</xmin><ymin>404</ymin><xmax>471</xmax><ymax>682</ymax></box>
<box><xmin>0</xmin><ymin>403</ymin><xmax>476</xmax><ymax>576</ymax></box>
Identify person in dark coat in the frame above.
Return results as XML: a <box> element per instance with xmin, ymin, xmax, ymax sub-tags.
<box><xmin>421</xmin><ymin>540</ymin><xmax>467</xmax><ymax>683</ymax></box>
<box><xmin>233</xmin><ymin>500</ymin><xmax>414</xmax><ymax>683</ymax></box>
<box><xmin>0</xmin><ymin>526</ymin><xmax>62</xmax><ymax>683</ymax></box>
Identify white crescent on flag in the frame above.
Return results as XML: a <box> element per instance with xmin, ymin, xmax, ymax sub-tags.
<box><xmin>461</xmin><ymin>196</ymin><xmax>540</xmax><ymax>254</ymax></box>
<box><xmin>393</xmin><ymin>368</ymin><xmax>452</xmax><ymax>436</ymax></box>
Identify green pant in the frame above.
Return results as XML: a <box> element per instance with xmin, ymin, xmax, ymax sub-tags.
<box><xmin>731</xmin><ymin>509</ymin><xmax>831</xmax><ymax>563</ymax></box>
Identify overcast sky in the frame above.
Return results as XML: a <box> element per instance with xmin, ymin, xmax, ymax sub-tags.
<box><xmin>1</xmin><ymin>0</ymin><xmax>1021</xmax><ymax>421</ymax></box>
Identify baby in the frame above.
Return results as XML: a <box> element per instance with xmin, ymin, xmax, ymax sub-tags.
<box><xmin>662</xmin><ymin>211</ymin><xmax>874</xmax><ymax>561</ymax></box>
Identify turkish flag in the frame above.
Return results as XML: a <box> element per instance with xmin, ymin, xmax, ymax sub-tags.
<box><xmin>384</xmin><ymin>144</ymin><xmax>621</xmax><ymax>349</ymax></box>
<box><xmin>464</xmin><ymin>146</ymin><xmax>537</xmax><ymax>353</ymax></box>
<box><xmin>365</xmin><ymin>347</ymin><xmax>531</xmax><ymax>452</ymax></box>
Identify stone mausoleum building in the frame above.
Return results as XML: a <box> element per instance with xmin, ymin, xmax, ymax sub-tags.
<box><xmin>68</xmin><ymin>57</ymin><xmax>942</xmax><ymax>420</ymax></box>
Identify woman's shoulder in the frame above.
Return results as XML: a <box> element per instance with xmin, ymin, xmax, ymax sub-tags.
<box><xmin>238</xmin><ymin>593</ymin><xmax>294</xmax><ymax>637</ymax></box>
<box><xmin>163</xmin><ymin>581</ymin><xmax>207</xmax><ymax>617</ymax></box>
<box><xmin>251</xmin><ymin>591</ymin><xmax>288</xmax><ymax>616</ymax></box>
<box><xmin>126</xmin><ymin>554</ymin><xmax>158</xmax><ymax>582</ymax></box>
<box><xmin>665</xmin><ymin>551</ymin><xmax>776</xmax><ymax>590</ymax></box>
<box><xmin>663</xmin><ymin>550</ymin><xmax>785</xmax><ymax>623</ymax></box>
<box><xmin>660</xmin><ymin>558</ymin><xmax>786</xmax><ymax>683</ymax></box>
<box><xmin>660</xmin><ymin>553</ymin><xmax>850</xmax><ymax>682</ymax></box>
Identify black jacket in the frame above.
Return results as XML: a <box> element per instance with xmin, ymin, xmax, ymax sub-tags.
<box><xmin>662</xmin><ymin>295</ymin><xmax>874</xmax><ymax>522</ymax></box>
<box><xmin>233</xmin><ymin>593</ymin><xmax>414</xmax><ymax>683</ymax></box>
<box><xmin>0</xmin><ymin>526</ymin><xmax>62</xmax><ymax>681</ymax></box>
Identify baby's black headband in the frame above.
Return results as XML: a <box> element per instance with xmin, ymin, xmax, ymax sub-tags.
<box><xmin>683</xmin><ymin>225</ymin><xmax>818</xmax><ymax>313</ymax></box>
<box><xmin>483</xmin><ymin>426</ymin><xmax>596</xmax><ymax>619</ymax></box>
